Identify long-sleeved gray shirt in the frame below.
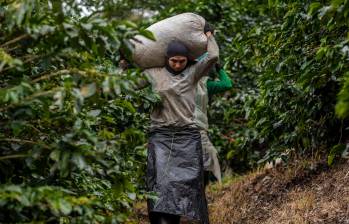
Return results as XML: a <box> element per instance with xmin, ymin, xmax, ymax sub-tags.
<box><xmin>143</xmin><ymin>36</ymin><xmax>219</xmax><ymax>129</ymax></box>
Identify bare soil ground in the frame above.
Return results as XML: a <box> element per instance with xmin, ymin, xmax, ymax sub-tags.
<box><xmin>130</xmin><ymin>159</ymin><xmax>349</xmax><ymax>224</ymax></box>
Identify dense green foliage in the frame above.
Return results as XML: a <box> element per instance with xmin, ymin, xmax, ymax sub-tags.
<box><xmin>1</xmin><ymin>0</ymin><xmax>349</xmax><ymax>222</ymax></box>
<box><xmin>0</xmin><ymin>0</ymin><xmax>159</xmax><ymax>222</ymax></box>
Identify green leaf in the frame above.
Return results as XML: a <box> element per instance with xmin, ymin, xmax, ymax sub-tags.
<box><xmin>50</xmin><ymin>149</ymin><xmax>61</xmax><ymax>162</ymax></box>
<box><xmin>60</xmin><ymin>152</ymin><xmax>71</xmax><ymax>177</ymax></box>
<box><xmin>127</xmin><ymin>192</ymin><xmax>136</xmax><ymax>200</ymax></box>
<box><xmin>87</xmin><ymin>109</ymin><xmax>101</xmax><ymax>117</ymax></box>
<box><xmin>18</xmin><ymin>194</ymin><xmax>31</xmax><ymax>207</ymax></box>
<box><xmin>227</xmin><ymin>150</ymin><xmax>235</xmax><ymax>160</ymax></box>
<box><xmin>72</xmin><ymin>154</ymin><xmax>87</xmax><ymax>170</ymax></box>
<box><xmin>328</xmin><ymin>144</ymin><xmax>346</xmax><ymax>166</ymax></box>
<box><xmin>308</xmin><ymin>2</ymin><xmax>322</xmax><ymax>15</ymax></box>
<box><xmin>316</xmin><ymin>47</ymin><xmax>328</xmax><ymax>60</ymax></box>
<box><xmin>124</xmin><ymin>20</ymin><xmax>138</xmax><ymax>29</ymax></box>
<box><xmin>139</xmin><ymin>29</ymin><xmax>156</xmax><ymax>41</ymax></box>
<box><xmin>10</xmin><ymin>121</ymin><xmax>26</xmax><ymax>136</ymax></box>
<box><xmin>80</xmin><ymin>83</ymin><xmax>96</xmax><ymax>98</ymax></box>
<box><xmin>59</xmin><ymin>199</ymin><xmax>72</xmax><ymax>215</ymax></box>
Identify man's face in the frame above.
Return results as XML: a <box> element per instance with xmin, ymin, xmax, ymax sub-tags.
<box><xmin>168</xmin><ymin>56</ymin><xmax>188</xmax><ymax>72</ymax></box>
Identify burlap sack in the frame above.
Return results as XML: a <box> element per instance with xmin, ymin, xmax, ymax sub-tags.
<box><xmin>131</xmin><ymin>13</ymin><xmax>208</xmax><ymax>69</ymax></box>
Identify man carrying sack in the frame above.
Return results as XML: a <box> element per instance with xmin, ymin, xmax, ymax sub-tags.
<box><xmin>130</xmin><ymin>13</ymin><xmax>220</xmax><ymax>224</ymax></box>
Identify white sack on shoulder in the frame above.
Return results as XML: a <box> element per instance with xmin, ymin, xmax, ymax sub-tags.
<box><xmin>131</xmin><ymin>13</ymin><xmax>208</xmax><ymax>69</ymax></box>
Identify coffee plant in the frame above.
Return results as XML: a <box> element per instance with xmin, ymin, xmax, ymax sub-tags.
<box><xmin>0</xmin><ymin>0</ymin><xmax>159</xmax><ymax>222</ymax></box>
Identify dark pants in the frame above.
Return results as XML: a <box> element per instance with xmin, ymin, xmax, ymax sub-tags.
<box><xmin>147</xmin><ymin>126</ymin><xmax>209</xmax><ymax>224</ymax></box>
<box><xmin>149</xmin><ymin>212</ymin><xmax>180</xmax><ymax>224</ymax></box>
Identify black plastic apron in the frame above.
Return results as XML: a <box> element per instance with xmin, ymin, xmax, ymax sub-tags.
<box><xmin>147</xmin><ymin>126</ymin><xmax>209</xmax><ymax>224</ymax></box>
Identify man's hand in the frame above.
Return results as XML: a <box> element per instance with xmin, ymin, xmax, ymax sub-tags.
<box><xmin>119</xmin><ymin>59</ymin><xmax>128</xmax><ymax>70</ymax></box>
<box><xmin>204</xmin><ymin>22</ymin><xmax>215</xmax><ymax>35</ymax></box>
<box><xmin>206</xmin><ymin>31</ymin><xmax>212</xmax><ymax>38</ymax></box>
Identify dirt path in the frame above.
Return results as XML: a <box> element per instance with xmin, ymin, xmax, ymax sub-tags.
<box><xmin>131</xmin><ymin>159</ymin><xmax>349</xmax><ymax>223</ymax></box>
